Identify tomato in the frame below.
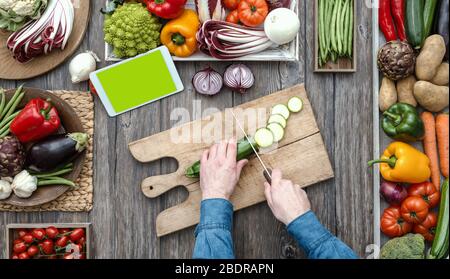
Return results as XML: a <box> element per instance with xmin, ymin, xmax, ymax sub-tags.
<box><xmin>11</xmin><ymin>253</ymin><xmax>19</xmax><ymax>260</ymax></box>
<box><xmin>226</xmin><ymin>9</ymin><xmax>241</xmax><ymax>24</ymax></box>
<box><xmin>40</xmin><ymin>239</ymin><xmax>54</xmax><ymax>255</ymax></box>
<box><xmin>17</xmin><ymin>229</ymin><xmax>28</xmax><ymax>238</ymax></box>
<box><xmin>31</xmin><ymin>228</ymin><xmax>46</xmax><ymax>241</ymax></box>
<box><xmin>224</xmin><ymin>0</ymin><xmax>240</xmax><ymax>10</ymax></box>
<box><xmin>381</xmin><ymin>206</ymin><xmax>412</xmax><ymax>237</ymax></box>
<box><xmin>400</xmin><ymin>196</ymin><xmax>429</xmax><ymax>224</ymax></box>
<box><xmin>27</xmin><ymin>245</ymin><xmax>39</xmax><ymax>257</ymax></box>
<box><xmin>237</xmin><ymin>0</ymin><xmax>268</xmax><ymax>27</ymax></box>
<box><xmin>18</xmin><ymin>252</ymin><xmax>30</xmax><ymax>259</ymax></box>
<box><xmin>413</xmin><ymin>212</ymin><xmax>438</xmax><ymax>242</ymax></box>
<box><xmin>13</xmin><ymin>238</ymin><xmax>23</xmax><ymax>245</ymax></box>
<box><xmin>77</xmin><ymin>236</ymin><xmax>86</xmax><ymax>247</ymax></box>
<box><xmin>63</xmin><ymin>253</ymin><xmax>75</xmax><ymax>260</ymax></box>
<box><xmin>13</xmin><ymin>241</ymin><xmax>27</xmax><ymax>254</ymax></box>
<box><xmin>22</xmin><ymin>233</ymin><xmax>34</xmax><ymax>244</ymax></box>
<box><xmin>69</xmin><ymin>228</ymin><xmax>85</xmax><ymax>242</ymax></box>
<box><xmin>45</xmin><ymin>226</ymin><xmax>59</xmax><ymax>239</ymax></box>
<box><xmin>56</xmin><ymin>236</ymin><xmax>69</xmax><ymax>248</ymax></box>
<box><xmin>408</xmin><ymin>182</ymin><xmax>440</xmax><ymax>208</ymax></box>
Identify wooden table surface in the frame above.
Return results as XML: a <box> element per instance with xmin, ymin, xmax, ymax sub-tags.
<box><xmin>0</xmin><ymin>1</ymin><xmax>374</xmax><ymax>259</ymax></box>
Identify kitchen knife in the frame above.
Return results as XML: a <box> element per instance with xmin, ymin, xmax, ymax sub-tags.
<box><xmin>231</xmin><ymin>110</ymin><xmax>272</xmax><ymax>184</ymax></box>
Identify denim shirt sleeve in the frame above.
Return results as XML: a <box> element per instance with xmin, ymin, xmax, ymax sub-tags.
<box><xmin>193</xmin><ymin>199</ymin><xmax>235</xmax><ymax>259</ymax></box>
<box><xmin>287</xmin><ymin>210</ymin><xmax>358</xmax><ymax>259</ymax></box>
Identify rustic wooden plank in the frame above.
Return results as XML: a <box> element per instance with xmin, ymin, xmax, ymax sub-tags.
<box><xmin>333</xmin><ymin>1</ymin><xmax>373</xmax><ymax>258</ymax></box>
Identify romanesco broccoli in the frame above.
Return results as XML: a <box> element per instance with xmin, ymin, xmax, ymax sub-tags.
<box><xmin>104</xmin><ymin>3</ymin><xmax>161</xmax><ymax>58</ymax></box>
<box><xmin>380</xmin><ymin>234</ymin><xmax>425</xmax><ymax>259</ymax></box>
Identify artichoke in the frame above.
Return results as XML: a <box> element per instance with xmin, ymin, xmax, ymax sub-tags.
<box><xmin>0</xmin><ymin>136</ymin><xmax>25</xmax><ymax>177</ymax></box>
<box><xmin>377</xmin><ymin>41</ymin><xmax>416</xmax><ymax>81</ymax></box>
<box><xmin>104</xmin><ymin>3</ymin><xmax>161</xmax><ymax>58</ymax></box>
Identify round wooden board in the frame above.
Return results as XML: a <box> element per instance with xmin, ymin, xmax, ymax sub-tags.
<box><xmin>0</xmin><ymin>0</ymin><xmax>90</xmax><ymax>80</ymax></box>
<box><xmin>2</xmin><ymin>88</ymin><xmax>86</xmax><ymax>207</ymax></box>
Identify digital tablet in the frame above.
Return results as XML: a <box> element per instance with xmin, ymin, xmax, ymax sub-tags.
<box><xmin>89</xmin><ymin>46</ymin><xmax>184</xmax><ymax>117</ymax></box>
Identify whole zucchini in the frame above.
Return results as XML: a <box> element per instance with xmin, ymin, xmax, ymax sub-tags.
<box><xmin>26</xmin><ymin>133</ymin><xmax>88</xmax><ymax>172</ymax></box>
<box><xmin>423</xmin><ymin>0</ymin><xmax>438</xmax><ymax>44</ymax></box>
<box><xmin>435</xmin><ymin>0</ymin><xmax>449</xmax><ymax>60</ymax></box>
<box><xmin>406</xmin><ymin>0</ymin><xmax>425</xmax><ymax>48</ymax></box>
<box><xmin>185</xmin><ymin>138</ymin><xmax>257</xmax><ymax>178</ymax></box>
<box><xmin>428</xmin><ymin>178</ymin><xmax>449</xmax><ymax>259</ymax></box>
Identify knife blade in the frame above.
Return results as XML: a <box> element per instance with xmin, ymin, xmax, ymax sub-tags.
<box><xmin>231</xmin><ymin>110</ymin><xmax>272</xmax><ymax>183</ymax></box>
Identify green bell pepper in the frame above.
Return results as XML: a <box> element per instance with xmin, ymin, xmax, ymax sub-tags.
<box><xmin>382</xmin><ymin>103</ymin><xmax>425</xmax><ymax>142</ymax></box>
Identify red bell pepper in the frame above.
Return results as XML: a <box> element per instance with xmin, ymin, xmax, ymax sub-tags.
<box><xmin>10</xmin><ymin>98</ymin><xmax>61</xmax><ymax>143</ymax></box>
<box><xmin>379</xmin><ymin>0</ymin><xmax>397</xmax><ymax>41</ymax></box>
<box><xmin>146</xmin><ymin>0</ymin><xmax>187</xmax><ymax>19</ymax></box>
<box><xmin>391</xmin><ymin>0</ymin><xmax>407</xmax><ymax>41</ymax></box>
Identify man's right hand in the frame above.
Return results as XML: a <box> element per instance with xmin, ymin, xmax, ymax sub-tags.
<box><xmin>264</xmin><ymin>169</ymin><xmax>311</xmax><ymax>225</ymax></box>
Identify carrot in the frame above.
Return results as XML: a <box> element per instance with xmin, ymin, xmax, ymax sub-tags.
<box><xmin>421</xmin><ymin>112</ymin><xmax>440</xmax><ymax>190</ymax></box>
<box><xmin>436</xmin><ymin>113</ymin><xmax>449</xmax><ymax>179</ymax></box>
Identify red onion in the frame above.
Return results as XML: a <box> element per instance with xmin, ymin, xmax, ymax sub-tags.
<box><xmin>380</xmin><ymin>181</ymin><xmax>408</xmax><ymax>205</ymax></box>
<box><xmin>192</xmin><ymin>67</ymin><xmax>223</xmax><ymax>95</ymax></box>
<box><xmin>6</xmin><ymin>0</ymin><xmax>74</xmax><ymax>63</ymax></box>
<box><xmin>223</xmin><ymin>64</ymin><xmax>255</xmax><ymax>93</ymax></box>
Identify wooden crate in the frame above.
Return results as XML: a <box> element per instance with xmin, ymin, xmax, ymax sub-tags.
<box><xmin>6</xmin><ymin>223</ymin><xmax>92</xmax><ymax>259</ymax></box>
<box><xmin>314</xmin><ymin>0</ymin><xmax>357</xmax><ymax>73</ymax></box>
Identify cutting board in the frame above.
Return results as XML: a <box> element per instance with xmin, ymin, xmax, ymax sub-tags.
<box><xmin>129</xmin><ymin>84</ymin><xmax>334</xmax><ymax>237</ymax></box>
<box><xmin>0</xmin><ymin>0</ymin><xmax>90</xmax><ymax>80</ymax></box>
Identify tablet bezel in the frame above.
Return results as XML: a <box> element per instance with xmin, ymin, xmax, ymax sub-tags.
<box><xmin>89</xmin><ymin>46</ymin><xmax>184</xmax><ymax>117</ymax></box>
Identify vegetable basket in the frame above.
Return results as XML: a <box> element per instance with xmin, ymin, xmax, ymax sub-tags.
<box><xmin>372</xmin><ymin>1</ymin><xmax>449</xmax><ymax>259</ymax></box>
<box><xmin>104</xmin><ymin>0</ymin><xmax>300</xmax><ymax>62</ymax></box>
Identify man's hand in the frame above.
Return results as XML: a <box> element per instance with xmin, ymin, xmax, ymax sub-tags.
<box><xmin>200</xmin><ymin>138</ymin><xmax>248</xmax><ymax>201</ymax></box>
<box><xmin>264</xmin><ymin>169</ymin><xmax>311</xmax><ymax>225</ymax></box>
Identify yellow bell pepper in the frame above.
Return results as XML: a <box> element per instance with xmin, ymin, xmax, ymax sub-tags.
<box><xmin>368</xmin><ymin>141</ymin><xmax>431</xmax><ymax>183</ymax></box>
<box><xmin>160</xmin><ymin>9</ymin><xmax>200</xmax><ymax>57</ymax></box>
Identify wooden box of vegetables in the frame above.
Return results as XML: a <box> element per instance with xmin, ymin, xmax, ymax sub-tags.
<box><xmin>104</xmin><ymin>0</ymin><xmax>300</xmax><ymax>62</ymax></box>
<box><xmin>6</xmin><ymin>223</ymin><xmax>92</xmax><ymax>259</ymax></box>
<box><xmin>314</xmin><ymin>0</ymin><xmax>357</xmax><ymax>72</ymax></box>
<box><xmin>372</xmin><ymin>0</ymin><xmax>448</xmax><ymax>259</ymax></box>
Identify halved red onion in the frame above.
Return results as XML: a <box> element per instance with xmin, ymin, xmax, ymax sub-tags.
<box><xmin>223</xmin><ymin>64</ymin><xmax>255</xmax><ymax>93</ymax></box>
<box><xmin>192</xmin><ymin>67</ymin><xmax>223</xmax><ymax>96</ymax></box>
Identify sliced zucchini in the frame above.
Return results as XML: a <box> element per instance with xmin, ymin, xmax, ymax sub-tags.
<box><xmin>267</xmin><ymin>123</ymin><xmax>285</xmax><ymax>142</ymax></box>
<box><xmin>254</xmin><ymin>128</ymin><xmax>274</xmax><ymax>148</ymax></box>
<box><xmin>271</xmin><ymin>104</ymin><xmax>290</xmax><ymax>120</ymax></box>
<box><xmin>268</xmin><ymin>113</ymin><xmax>287</xmax><ymax>128</ymax></box>
<box><xmin>287</xmin><ymin>97</ymin><xmax>303</xmax><ymax>113</ymax></box>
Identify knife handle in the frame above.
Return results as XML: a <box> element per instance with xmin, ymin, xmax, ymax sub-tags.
<box><xmin>263</xmin><ymin>169</ymin><xmax>272</xmax><ymax>184</ymax></box>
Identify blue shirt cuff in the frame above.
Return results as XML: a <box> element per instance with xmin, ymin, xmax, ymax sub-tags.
<box><xmin>287</xmin><ymin>210</ymin><xmax>333</xmax><ymax>254</ymax></box>
<box><xmin>195</xmin><ymin>199</ymin><xmax>233</xmax><ymax>236</ymax></box>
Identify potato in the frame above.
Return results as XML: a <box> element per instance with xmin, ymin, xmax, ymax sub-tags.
<box><xmin>413</xmin><ymin>81</ymin><xmax>449</xmax><ymax>112</ymax></box>
<box><xmin>379</xmin><ymin>77</ymin><xmax>397</xmax><ymax>111</ymax></box>
<box><xmin>415</xmin><ymin>35</ymin><xmax>446</xmax><ymax>81</ymax></box>
<box><xmin>430</xmin><ymin>62</ymin><xmax>449</xmax><ymax>86</ymax></box>
<box><xmin>396</xmin><ymin>75</ymin><xmax>417</xmax><ymax>107</ymax></box>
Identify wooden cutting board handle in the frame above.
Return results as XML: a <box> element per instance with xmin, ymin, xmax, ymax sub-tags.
<box><xmin>141</xmin><ymin>169</ymin><xmax>195</xmax><ymax>198</ymax></box>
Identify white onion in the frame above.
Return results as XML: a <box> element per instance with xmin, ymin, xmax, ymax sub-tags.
<box><xmin>223</xmin><ymin>64</ymin><xmax>255</xmax><ymax>93</ymax></box>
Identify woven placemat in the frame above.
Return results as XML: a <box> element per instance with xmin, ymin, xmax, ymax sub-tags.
<box><xmin>0</xmin><ymin>90</ymin><xmax>94</xmax><ymax>212</ymax></box>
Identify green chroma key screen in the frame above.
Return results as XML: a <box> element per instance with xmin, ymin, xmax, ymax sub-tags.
<box><xmin>96</xmin><ymin>50</ymin><xmax>177</xmax><ymax>113</ymax></box>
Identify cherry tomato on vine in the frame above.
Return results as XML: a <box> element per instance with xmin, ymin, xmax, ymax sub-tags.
<box><xmin>18</xmin><ymin>252</ymin><xmax>30</xmax><ymax>259</ymax></box>
<box><xmin>13</xmin><ymin>238</ymin><xmax>23</xmax><ymax>245</ymax></box>
<box><xmin>45</xmin><ymin>226</ymin><xmax>59</xmax><ymax>239</ymax></box>
<box><xmin>13</xmin><ymin>241</ymin><xmax>27</xmax><ymax>254</ymax></box>
<box><xmin>17</xmin><ymin>229</ymin><xmax>28</xmax><ymax>238</ymax></box>
<box><xmin>77</xmin><ymin>236</ymin><xmax>86</xmax><ymax>247</ymax></box>
<box><xmin>59</xmin><ymin>228</ymin><xmax>70</xmax><ymax>234</ymax></box>
<box><xmin>40</xmin><ymin>239</ymin><xmax>54</xmax><ymax>255</ymax></box>
<box><xmin>31</xmin><ymin>228</ymin><xmax>46</xmax><ymax>241</ymax></box>
<box><xmin>11</xmin><ymin>253</ymin><xmax>19</xmax><ymax>259</ymax></box>
<box><xmin>27</xmin><ymin>245</ymin><xmax>39</xmax><ymax>257</ymax></box>
<box><xmin>22</xmin><ymin>234</ymin><xmax>34</xmax><ymax>244</ymax></box>
<box><xmin>69</xmin><ymin>228</ymin><xmax>85</xmax><ymax>242</ymax></box>
<box><xmin>56</xmin><ymin>236</ymin><xmax>69</xmax><ymax>248</ymax></box>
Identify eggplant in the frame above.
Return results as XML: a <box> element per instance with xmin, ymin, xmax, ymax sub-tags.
<box><xmin>435</xmin><ymin>0</ymin><xmax>449</xmax><ymax>60</ymax></box>
<box><xmin>26</xmin><ymin>133</ymin><xmax>88</xmax><ymax>172</ymax></box>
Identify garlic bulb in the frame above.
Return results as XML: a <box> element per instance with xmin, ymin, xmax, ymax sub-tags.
<box><xmin>11</xmin><ymin>170</ymin><xmax>37</xmax><ymax>198</ymax></box>
<box><xmin>0</xmin><ymin>179</ymin><xmax>12</xmax><ymax>200</ymax></box>
<box><xmin>69</xmin><ymin>51</ymin><xmax>100</xmax><ymax>83</ymax></box>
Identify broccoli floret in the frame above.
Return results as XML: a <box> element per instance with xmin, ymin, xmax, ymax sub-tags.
<box><xmin>104</xmin><ymin>3</ymin><xmax>161</xmax><ymax>58</ymax></box>
<box><xmin>380</xmin><ymin>234</ymin><xmax>425</xmax><ymax>259</ymax></box>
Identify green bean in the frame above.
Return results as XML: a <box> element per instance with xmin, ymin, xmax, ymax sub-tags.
<box><xmin>38</xmin><ymin>178</ymin><xmax>76</xmax><ymax>188</ymax></box>
<box><xmin>325</xmin><ymin>0</ymin><xmax>335</xmax><ymax>53</ymax></box>
<box><xmin>0</xmin><ymin>90</ymin><xmax>5</xmax><ymax>118</ymax></box>
<box><xmin>1</xmin><ymin>84</ymin><xmax>23</xmax><ymax>120</ymax></box>
<box><xmin>2</xmin><ymin>93</ymin><xmax>24</xmax><ymax>123</ymax></box>
<box><xmin>0</xmin><ymin>110</ymin><xmax>20</xmax><ymax>130</ymax></box>
<box><xmin>319</xmin><ymin>0</ymin><xmax>327</xmax><ymax>63</ymax></box>
<box><xmin>0</xmin><ymin>128</ymin><xmax>10</xmax><ymax>138</ymax></box>
<box><xmin>35</xmin><ymin>168</ymin><xmax>73</xmax><ymax>178</ymax></box>
<box><xmin>347</xmin><ymin>0</ymin><xmax>354</xmax><ymax>57</ymax></box>
<box><xmin>337</xmin><ymin>0</ymin><xmax>344</xmax><ymax>54</ymax></box>
<box><xmin>342</xmin><ymin>0</ymin><xmax>349</xmax><ymax>56</ymax></box>
<box><xmin>330</xmin><ymin>0</ymin><xmax>339</xmax><ymax>52</ymax></box>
